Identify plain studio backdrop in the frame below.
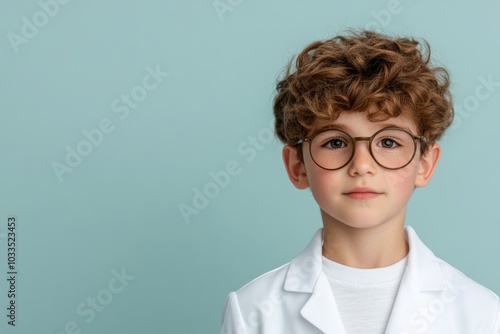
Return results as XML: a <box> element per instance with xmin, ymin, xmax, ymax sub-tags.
<box><xmin>0</xmin><ymin>0</ymin><xmax>499</xmax><ymax>333</ymax></box>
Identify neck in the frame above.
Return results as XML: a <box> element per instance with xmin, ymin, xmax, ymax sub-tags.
<box><xmin>321</xmin><ymin>212</ymin><xmax>408</xmax><ymax>269</ymax></box>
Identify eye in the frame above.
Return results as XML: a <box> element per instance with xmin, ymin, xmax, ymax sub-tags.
<box><xmin>324</xmin><ymin>137</ymin><xmax>348</xmax><ymax>149</ymax></box>
<box><xmin>378</xmin><ymin>137</ymin><xmax>400</xmax><ymax>149</ymax></box>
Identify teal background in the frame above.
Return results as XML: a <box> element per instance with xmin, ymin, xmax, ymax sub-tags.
<box><xmin>0</xmin><ymin>0</ymin><xmax>499</xmax><ymax>333</ymax></box>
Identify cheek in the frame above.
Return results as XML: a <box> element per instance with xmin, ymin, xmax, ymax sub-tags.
<box><xmin>304</xmin><ymin>163</ymin><xmax>337</xmax><ymax>199</ymax></box>
<box><xmin>386</xmin><ymin>164</ymin><xmax>419</xmax><ymax>195</ymax></box>
<box><xmin>305</xmin><ymin>165</ymin><xmax>326</xmax><ymax>190</ymax></box>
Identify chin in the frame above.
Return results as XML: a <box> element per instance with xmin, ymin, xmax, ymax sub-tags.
<box><xmin>325</xmin><ymin>213</ymin><xmax>383</xmax><ymax>229</ymax></box>
<box><xmin>343</xmin><ymin>220</ymin><xmax>385</xmax><ymax>230</ymax></box>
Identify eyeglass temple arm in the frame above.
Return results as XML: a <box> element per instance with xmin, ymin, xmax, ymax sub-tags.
<box><xmin>416</xmin><ymin>135</ymin><xmax>426</xmax><ymax>143</ymax></box>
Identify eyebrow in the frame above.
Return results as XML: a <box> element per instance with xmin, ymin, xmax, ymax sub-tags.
<box><xmin>314</xmin><ymin>122</ymin><xmax>415</xmax><ymax>135</ymax></box>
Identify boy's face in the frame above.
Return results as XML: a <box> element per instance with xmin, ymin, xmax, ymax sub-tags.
<box><xmin>282</xmin><ymin>111</ymin><xmax>441</xmax><ymax>230</ymax></box>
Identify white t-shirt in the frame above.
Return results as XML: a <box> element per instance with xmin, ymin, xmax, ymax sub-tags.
<box><xmin>322</xmin><ymin>255</ymin><xmax>408</xmax><ymax>334</ymax></box>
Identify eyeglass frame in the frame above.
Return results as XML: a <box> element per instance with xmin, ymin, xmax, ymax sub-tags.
<box><xmin>296</xmin><ymin>127</ymin><xmax>427</xmax><ymax>171</ymax></box>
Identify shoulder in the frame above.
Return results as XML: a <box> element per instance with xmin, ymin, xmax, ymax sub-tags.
<box><xmin>221</xmin><ymin>230</ymin><xmax>324</xmax><ymax>331</ymax></box>
<box><xmin>436</xmin><ymin>256</ymin><xmax>499</xmax><ymax>306</ymax></box>
<box><xmin>408</xmin><ymin>226</ymin><xmax>499</xmax><ymax>304</ymax></box>
<box><xmin>231</xmin><ymin>228</ymin><xmax>324</xmax><ymax>304</ymax></box>
<box><xmin>408</xmin><ymin>226</ymin><xmax>500</xmax><ymax>328</ymax></box>
<box><xmin>233</xmin><ymin>262</ymin><xmax>291</xmax><ymax>304</ymax></box>
<box><xmin>431</xmin><ymin>256</ymin><xmax>500</xmax><ymax>333</ymax></box>
<box><xmin>221</xmin><ymin>261</ymin><xmax>303</xmax><ymax>334</ymax></box>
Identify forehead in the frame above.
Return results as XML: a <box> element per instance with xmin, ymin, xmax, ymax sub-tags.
<box><xmin>312</xmin><ymin>111</ymin><xmax>418</xmax><ymax>136</ymax></box>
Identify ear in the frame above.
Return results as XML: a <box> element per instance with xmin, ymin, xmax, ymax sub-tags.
<box><xmin>282</xmin><ymin>145</ymin><xmax>309</xmax><ymax>189</ymax></box>
<box><xmin>415</xmin><ymin>143</ymin><xmax>441</xmax><ymax>187</ymax></box>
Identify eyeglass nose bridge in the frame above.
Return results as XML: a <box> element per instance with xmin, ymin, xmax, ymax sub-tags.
<box><xmin>348</xmin><ymin>136</ymin><xmax>377</xmax><ymax>165</ymax></box>
<box><xmin>352</xmin><ymin>136</ymin><xmax>372</xmax><ymax>143</ymax></box>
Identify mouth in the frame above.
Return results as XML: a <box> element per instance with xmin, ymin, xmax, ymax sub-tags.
<box><xmin>343</xmin><ymin>187</ymin><xmax>382</xmax><ymax>200</ymax></box>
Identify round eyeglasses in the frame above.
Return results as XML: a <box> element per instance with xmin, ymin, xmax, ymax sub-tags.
<box><xmin>297</xmin><ymin>127</ymin><xmax>427</xmax><ymax>170</ymax></box>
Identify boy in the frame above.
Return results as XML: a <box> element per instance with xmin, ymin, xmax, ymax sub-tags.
<box><xmin>220</xmin><ymin>30</ymin><xmax>500</xmax><ymax>333</ymax></box>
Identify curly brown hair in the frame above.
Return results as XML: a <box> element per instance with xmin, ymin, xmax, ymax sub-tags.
<box><xmin>273</xmin><ymin>30</ymin><xmax>453</xmax><ymax>160</ymax></box>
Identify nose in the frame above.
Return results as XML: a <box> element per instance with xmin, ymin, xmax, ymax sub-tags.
<box><xmin>347</xmin><ymin>138</ymin><xmax>376</xmax><ymax>176</ymax></box>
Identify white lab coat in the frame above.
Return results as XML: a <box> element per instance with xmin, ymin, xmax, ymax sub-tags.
<box><xmin>221</xmin><ymin>227</ymin><xmax>500</xmax><ymax>333</ymax></box>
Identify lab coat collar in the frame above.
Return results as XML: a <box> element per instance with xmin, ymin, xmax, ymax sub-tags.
<box><xmin>284</xmin><ymin>228</ymin><xmax>323</xmax><ymax>293</ymax></box>
<box><xmin>404</xmin><ymin>225</ymin><xmax>448</xmax><ymax>291</ymax></box>
<box><xmin>284</xmin><ymin>229</ymin><xmax>343</xmax><ymax>334</ymax></box>
<box><xmin>283</xmin><ymin>225</ymin><xmax>449</xmax><ymax>333</ymax></box>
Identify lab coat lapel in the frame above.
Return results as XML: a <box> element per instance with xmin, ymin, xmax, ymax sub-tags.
<box><xmin>284</xmin><ymin>229</ymin><xmax>346</xmax><ymax>334</ymax></box>
<box><xmin>301</xmin><ymin>274</ymin><xmax>347</xmax><ymax>334</ymax></box>
<box><xmin>385</xmin><ymin>226</ymin><xmax>448</xmax><ymax>333</ymax></box>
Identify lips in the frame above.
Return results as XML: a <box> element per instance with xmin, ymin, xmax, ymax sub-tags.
<box><xmin>343</xmin><ymin>187</ymin><xmax>382</xmax><ymax>200</ymax></box>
